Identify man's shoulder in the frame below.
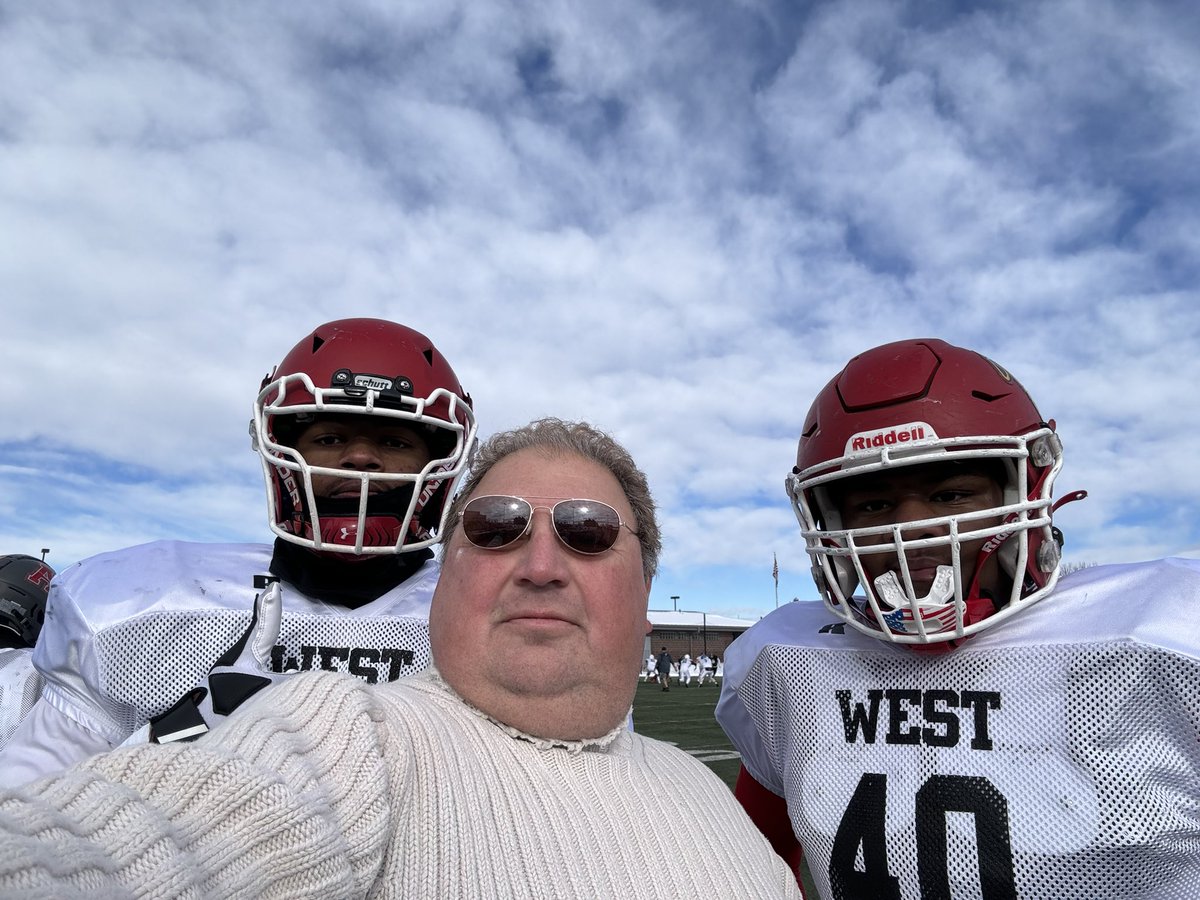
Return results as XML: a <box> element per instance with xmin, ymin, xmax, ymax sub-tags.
<box><xmin>371</xmin><ymin>671</ymin><xmax>471</xmax><ymax>737</ymax></box>
<box><xmin>0</xmin><ymin>647</ymin><xmax>37</xmax><ymax>693</ymax></box>
<box><xmin>729</xmin><ymin>558</ymin><xmax>1200</xmax><ymax>658</ymax></box>
<box><xmin>631</xmin><ymin>730</ymin><xmax>751</xmax><ymax>796</ymax></box>
<box><xmin>727</xmin><ymin>601</ymin><xmax>850</xmax><ymax>657</ymax></box>
<box><xmin>52</xmin><ymin>540</ymin><xmax>274</xmax><ymax>620</ymax></box>
<box><xmin>361</xmin><ymin>556</ymin><xmax>440</xmax><ymax>618</ymax></box>
<box><xmin>63</xmin><ymin>540</ymin><xmax>273</xmax><ymax>580</ymax></box>
<box><xmin>995</xmin><ymin>557</ymin><xmax>1200</xmax><ymax>654</ymax></box>
<box><xmin>1053</xmin><ymin>556</ymin><xmax>1200</xmax><ymax>597</ymax></box>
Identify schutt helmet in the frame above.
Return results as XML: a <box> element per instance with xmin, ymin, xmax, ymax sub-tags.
<box><xmin>252</xmin><ymin>318</ymin><xmax>477</xmax><ymax>558</ymax></box>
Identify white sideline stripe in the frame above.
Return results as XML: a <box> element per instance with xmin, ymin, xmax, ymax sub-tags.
<box><xmin>656</xmin><ymin>741</ymin><xmax>741</xmax><ymax>764</ymax></box>
<box><xmin>689</xmin><ymin>750</ymin><xmax>742</xmax><ymax>763</ymax></box>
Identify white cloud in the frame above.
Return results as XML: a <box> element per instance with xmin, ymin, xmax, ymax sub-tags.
<box><xmin>2</xmin><ymin>0</ymin><xmax>1198</xmax><ymax>618</ymax></box>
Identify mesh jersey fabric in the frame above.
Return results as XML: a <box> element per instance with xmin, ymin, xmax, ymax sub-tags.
<box><xmin>0</xmin><ymin>650</ymin><xmax>41</xmax><ymax>751</ymax></box>
<box><xmin>18</xmin><ymin>540</ymin><xmax>436</xmax><ymax>744</ymax></box>
<box><xmin>716</xmin><ymin>557</ymin><xmax>1200</xmax><ymax>900</ymax></box>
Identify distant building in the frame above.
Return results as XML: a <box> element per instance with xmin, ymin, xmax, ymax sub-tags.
<box><xmin>645</xmin><ymin>610</ymin><xmax>758</xmax><ymax>662</ymax></box>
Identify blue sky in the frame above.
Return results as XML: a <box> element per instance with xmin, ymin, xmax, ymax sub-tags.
<box><xmin>3</xmin><ymin>0</ymin><xmax>1199</xmax><ymax>620</ymax></box>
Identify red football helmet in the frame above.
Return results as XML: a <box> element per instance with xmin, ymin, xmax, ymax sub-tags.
<box><xmin>786</xmin><ymin>339</ymin><xmax>1084</xmax><ymax>646</ymax></box>
<box><xmin>0</xmin><ymin>554</ymin><xmax>55</xmax><ymax>648</ymax></box>
<box><xmin>252</xmin><ymin>319</ymin><xmax>477</xmax><ymax>558</ymax></box>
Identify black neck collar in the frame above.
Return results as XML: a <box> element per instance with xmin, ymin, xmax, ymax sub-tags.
<box><xmin>268</xmin><ymin>538</ymin><xmax>433</xmax><ymax>608</ymax></box>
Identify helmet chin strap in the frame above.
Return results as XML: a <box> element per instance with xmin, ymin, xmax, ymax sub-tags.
<box><xmin>873</xmin><ymin>566</ymin><xmax>956</xmax><ymax>610</ymax></box>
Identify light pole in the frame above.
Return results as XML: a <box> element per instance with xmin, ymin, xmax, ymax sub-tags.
<box><xmin>670</xmin><ymin>594</ymin><xmax>679</xmax><ymax>611</ymax></box>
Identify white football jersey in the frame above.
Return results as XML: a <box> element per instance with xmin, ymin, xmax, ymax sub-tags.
<box><xmin>0</xmin><ymin>649</ymin><xmax>42</xmax><ymax>751</ymax></box>
<box><xmin>717</xmin><ymin>558</ymin><xmax>1200</xmax><ymax>900</ymax></box>
<box><xmin>1</xmin><ymin>540</ymin><xmax>437</xmax><ymax>783</ymax></box>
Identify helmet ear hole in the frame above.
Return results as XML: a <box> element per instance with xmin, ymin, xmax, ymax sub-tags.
<box><xmin>1037</xmin><ymin>538</ymin><xmax>1061</xmax><ymax>573</ymax></box>
<box><xmin>1031</xmin><ymin>433</ymin><xmax>1062</xmax><ymax>467</ymax></box>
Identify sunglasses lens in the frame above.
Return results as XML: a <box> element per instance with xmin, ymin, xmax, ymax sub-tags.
<box><xmin>553</xmin><ymin>500</ymin><xmax>622</xmax><ymax>554</ymax></box>
<box><xmin>462</xmin><ymin>496</ymin><xmax>531</xmax><ymax>548</ymax></box>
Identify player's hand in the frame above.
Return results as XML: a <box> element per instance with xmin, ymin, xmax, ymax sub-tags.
<box><xmin>148</xmin><ymin>579</ymin><xmax>285</xmax><ymax>744</ymax></box>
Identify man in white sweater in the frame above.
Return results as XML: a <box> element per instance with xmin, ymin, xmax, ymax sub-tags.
<box><xmin>0</xmin><ymin>418</ymin><xmax>801</xmax><ymax>899</ymax></box>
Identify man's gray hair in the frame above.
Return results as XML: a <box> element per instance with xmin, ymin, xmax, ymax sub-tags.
<box><xmin>442</xmin><ymin>418</ymin><xmax>661</xmax><ymax>580</ymax></box>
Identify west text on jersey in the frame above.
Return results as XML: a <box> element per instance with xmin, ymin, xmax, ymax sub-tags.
<box><xmin>835</xmin><ymin>688</ymin><xmax>1001</xmax><ymax>750</ymax></box>
<box><xmin>270</xmin><ymin>645</ymin><xmax>417</xmax><ymax>682</ymax></box>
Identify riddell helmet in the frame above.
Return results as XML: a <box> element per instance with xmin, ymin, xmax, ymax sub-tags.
<box><xmin>0</xmin><ymin>555</ymin><xmax>55</xmax><ymax>648</ymax></box>
<box><xmin>252</xmin><ymin>318</ymin><xmax>477</xmax><ymax>558</ymax></box>
<box><xmin>785</xmin><ymin>339</ymin><xmax>1085</xmax><ymax>647</ymax></box>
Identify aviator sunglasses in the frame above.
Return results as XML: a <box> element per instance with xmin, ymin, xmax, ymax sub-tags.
<box><xmin>459</xmin><ymin>495</ymin><xmax>639</xmax><ymax>555</ymax></box>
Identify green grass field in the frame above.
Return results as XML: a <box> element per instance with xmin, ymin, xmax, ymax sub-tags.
<box><xmin>631</xmin><ymin>677</ymin><xmax>741</xmax><ymax>788</ymax></box>
<box><xmin>631</xmin><ymin>677</ymin><xmax>818</xmax><ymax>898</ymax></box>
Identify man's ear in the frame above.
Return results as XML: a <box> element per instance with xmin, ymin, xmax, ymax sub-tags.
<box><xmin>644</xmin><ymin>618</ymin><xmax>652</xmax><ymax>636</ymax></box>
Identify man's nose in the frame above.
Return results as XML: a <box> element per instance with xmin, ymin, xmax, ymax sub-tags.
<box><xmin>893</xmin><ymin>498</ymin><xmax>948</xmax><ymax>536</ymax></box>
<box><xmin>338</xmin><ymin>437</ymin><xmax>384</xmax><ymax>470</ymax></box>
<box><xmin>512</xmin><ymin>508</ymin><xmax>570</xmax><ymax>587</ymax></box>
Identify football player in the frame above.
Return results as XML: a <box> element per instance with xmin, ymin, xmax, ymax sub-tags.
<box><xmin>0</xmin><ymin>554</ymin><xmax>55</xmax><ymax>751</ymax></box>
<box><xmin>716</xmin><ymin>338</ymin><xmax>1200</xmax><ymax>898</ymax></box>
<box><xmin>0</xmin><ymin>318</ymin><xmax>476</xmax><ymax>786</ymax></box>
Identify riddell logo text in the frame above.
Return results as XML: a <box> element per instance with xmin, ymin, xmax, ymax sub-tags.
<box><xmin>849</xmin><ymin>423</ymin><xmax>931</xmax><ymax>452</ymax></box>
<box><xmin>980</xmin><ymin>528</ymin><xmax>1012</xmax><ymax>555</ymax></box>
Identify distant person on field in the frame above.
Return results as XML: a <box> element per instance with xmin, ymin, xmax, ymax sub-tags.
<box><xmin>655</xmin><ymin>646</ymin><xmax>673</xmax><ymax>691</ymax></box>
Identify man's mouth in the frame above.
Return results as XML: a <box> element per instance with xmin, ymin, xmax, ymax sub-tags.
<box><xmin>890</xmin><ymin>557</ymin><xmax>949</xmax><ymax>583</ymax></box>
<box><xmin>327</xmin><ymin>481</ymin><xmax>388</xmax><ymax>498</ymax></box>
<box><xmin>500</xmin><ymin>608</ymin><xmax>579</xmax><ymax>629</ymax></box>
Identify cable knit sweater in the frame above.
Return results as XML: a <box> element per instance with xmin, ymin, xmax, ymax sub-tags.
<box><xmin>0</xmin><ymin>669</ymin><xmax>801</xmax><ymax>898</ymax></box>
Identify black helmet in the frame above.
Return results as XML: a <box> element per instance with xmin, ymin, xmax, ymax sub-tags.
<box><xmin>0</xmin><ymin>554</ymin><xmax>55</xmax><ymax>648</ymax></box>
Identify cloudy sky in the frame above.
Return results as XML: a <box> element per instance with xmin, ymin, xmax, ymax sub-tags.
<box><xmin>3</xmin><ymin>0</ymin><xmax>1198</xmax><ymax>620</ymax></box>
